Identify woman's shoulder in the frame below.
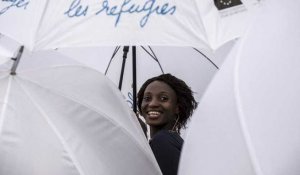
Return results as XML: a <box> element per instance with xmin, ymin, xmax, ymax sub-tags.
<box><xmin>150</xmin><ymin>130</ymin><xmax>183</xmax><ymax>148</ymax></box>
<box><xmin>152</xmin><ymin>130</ymin><xmax>181</xmax><ymax>139</ymax></box>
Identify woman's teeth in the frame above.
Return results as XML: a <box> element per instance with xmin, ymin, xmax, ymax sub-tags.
<box><xmin>148</xmin><ymin>111</ymin><xmax>160</xmax><ymax>117</ymax></box>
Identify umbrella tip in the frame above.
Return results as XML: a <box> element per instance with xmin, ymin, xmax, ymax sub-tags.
<box><xmin>10</xmin><ymin>46</ymin><xmax>24</xmax><ymax>75</ymax></box>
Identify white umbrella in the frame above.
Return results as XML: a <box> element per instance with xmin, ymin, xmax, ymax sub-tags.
<box><xmin>0</xmin><ymin>47</ymin><xmax>161</xmax><ymax>175</ymax></box>
<box><xmin>0</xmin><ymin>33</ymin><xmax>20</xmax><ymax>64</ymax></box>
<box><xmin>0</xmin><ymin>0</ymin><xmax>260</xmax><ymax>115</ymax></box>
<box><xmin>0</xmin><ymin>0</ymin><xmax>260</xmax><ymax>51</ymax></box>
<box><xmin>179</xmin><ymin>1</ymin><xmax>300</xmax><ymax>175</ymax></box>
<box><xmin>58</xmin><ymin>42</ymin><xmax>235</xmax><ymax>139</ymax></box>
<box><xmin>58</xmin><ymin>45</ymin><xmax>234</xmax><ymax>110</ymax></box>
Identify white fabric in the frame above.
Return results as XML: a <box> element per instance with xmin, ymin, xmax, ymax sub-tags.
<box><xmin>0</xmin><ymin>50</ymin><xmax>161</xmax><ymax>175</ymax></box>
<box><xmin>0</xmin><ymin>56</ymin><xmax>8</xmax><ymax>65</ymax></box>
<box><xmin>58</xmin><ymin>46</ymin><xmax>231</xmax><ymax>104</ymax></box>
<box><xmin>0</xmin><ymin>0</ymin><xmax>260</xmax><ymax>51</ymax></box>
<box><xmin>179</xmin><ymin>1</ymin><xmax>300</xmax><ymax>175</ymax></box>
<box><xmin>0</xmin><ymin>34</ymin><xmax>20</xmax><ymax>64</ymax></box>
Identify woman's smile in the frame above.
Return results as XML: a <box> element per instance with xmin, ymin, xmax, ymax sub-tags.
<box><xmin>147</xmin><ymin>111</ymin><xmax>161</xmax><ymax>119</ymax></box>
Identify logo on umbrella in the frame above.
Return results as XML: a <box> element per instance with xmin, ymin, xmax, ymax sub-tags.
<box><xmin>214</xmin><ymin>0</ymin><xmax>243</xmax><ymax>10</ymax></box>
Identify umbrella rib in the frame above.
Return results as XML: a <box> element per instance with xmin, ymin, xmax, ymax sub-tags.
<box><xmin>17</xmin><ymin>72</ymin><xmax>154</xmax><ymax>162</ymax></box>
<box><xmin>193</xmin><ymin>48</ymin><xmax>219</xmax><ymax>69</ymax></box>
<box><xmin>15</xmin><ymin>77</ymin><xmax>87</xmax><ymax>175</ymax></box>
<box><xmin>33</xmin><ymin>1</ymin><xmax>51</xmax><ymax>50</ymax></box>
<box><xmin>105</xmin><ymin>46</ymin><xmax>121</xmax><ymax>75</ymax></box>
<box><xmin>141</xmin><ymin>46</ymin><xmax>164</xmax><ymax>74</ymax></box>
<box><xmin>0</xmin><ymin>75</ymin><xmax>13</xmax><ymax>136</ymax></box>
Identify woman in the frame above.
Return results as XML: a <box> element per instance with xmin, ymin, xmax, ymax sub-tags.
<box><xmin>137</xmin><ymin>73</ymin><xmax>198</xmax><ymax>175</ymax></box>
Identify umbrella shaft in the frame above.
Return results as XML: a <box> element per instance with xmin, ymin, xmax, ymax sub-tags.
<box><xmin>132</xmin><ymin>46</ymin><xmax>137</xmax><ymax>113</ymax></box>
<box><xmin>10</xmin><ymin>46</ymin><xmax>24</xmax><ymax>75</ymax></box>
<box><xmin>118</xmin><ymin>46</ymin><xmax>130</xmax><ymax>89</ymax></box>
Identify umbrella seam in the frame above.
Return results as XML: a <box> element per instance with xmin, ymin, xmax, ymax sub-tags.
<box><xmin>16</xmin><ymin>72</ymin><xmax>155</xmax><ymax>164</ymax></box>
<box><xmin>32</xmin><ymin>1</ymin><xmax>50</xmax><ymax>51</ymax></box>
<box><xmin>234</xmin><ymin>40</ymin><xmax>264</xmax><ymax>175</ymax></box>
<box><xmin>0</xmin><ymin>75</ymin><xmax>12</xmax><ymax>135</ymax></box>
<box><xmin>17</xmin><ymin>72</ymin><xmax>137</xmax><ymax>138</ymax></box>
<box><xmin>15</xmin><ymin>77</ymin><xmax>86</xmax><ymax>175</ymax></box>
<box><xmin>14</xmin><ymin>64</ymin><xmax>88</xmax><ymax>74</ymax></box>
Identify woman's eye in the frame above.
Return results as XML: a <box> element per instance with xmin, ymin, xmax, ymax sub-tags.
<box><xmin>143</xmin><ymin>96</ymin><xmax>151</xmax><ymax>101</ymax></box>
<box><xmin>160</xmin><ymin>96</ymin><xmax>168</xmax><ymax>101</ymax></box>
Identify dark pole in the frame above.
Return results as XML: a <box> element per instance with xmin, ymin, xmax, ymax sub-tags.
<box><xmin>132</xmin><ymin>46</ymin><xmax>137</xmax><ymax>113</ymax></box>
<box><xmin>10</xmin><ymin>46</ymin><xmax>24</xmax><ymax>75</ymax></box>
<box><xmin>132</xmin><ymin>46</ymin><xmax>147</xmax><ymax>137</ymax></box>
<box><xmin>118</xmin><ymin>46</ymin><xmax>129</xmax><ymax>90</ymax></box>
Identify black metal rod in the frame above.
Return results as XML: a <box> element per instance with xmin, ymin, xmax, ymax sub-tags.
<box><xmin>132</xmin><ymin>46</ymin><xmax>137</xmax><ymax>113</ymax></box>
<box><xmin>118</xmin><ymin>46</ymin><xmax>129</xmax><ymax>90</ymax></box>
<box><xmin>141</xmin><ymin>46</ymin><xmax>164</xmax><ymax>73</ymax></box>
<box><xmin>193</xmin><ymin>48</ymin><xmax>219</xmax><ymax>69</ymax></box>
<box><xmin>10</xmin><ymin>46</ymin><xmax>24</xmax><ymax>75</ymax></box>
<box><xmin>105</xmin><ymin>46</ymin><xmax>120</xmax><ymax>75</ymax></box>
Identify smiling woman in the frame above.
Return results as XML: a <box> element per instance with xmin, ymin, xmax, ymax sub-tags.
<box><xmin>137</xmin><ymin>73</ymin><xmax>198</xmax><ymax>175</ymax></box>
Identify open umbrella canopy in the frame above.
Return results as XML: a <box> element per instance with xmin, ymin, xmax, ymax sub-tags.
<box><xmin>0</xmin><ymin>0</ymin><xmax>261</xmax><ymax>122</ymax></box>
<box><xmin>0</xmin><ymin>48</ymin><xmax>161</xmax><ymax>175</ymax></box>
<box><xmin>58</xmin><ymin>45</ymin><xmax>234</xmax><ymax>109</ymax></box>
<box><xmin>179</xmin><ymin>1</ymin><xmax>300</xmax><ymax>175</ymax></box>
<box><xmin>0</xmin><ymin>0</ymin><xmax>260</xmax><ymax>51</ymax></box>
<box><xmin>0</xmin><ymin>33</ymin><xmax>20</xmax><ymax>64</ymax></box>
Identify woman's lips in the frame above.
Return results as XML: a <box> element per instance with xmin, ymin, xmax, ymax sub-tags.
<box><xmin>147</xmin><ymin>111</ymin><xmax>161</xmax><ymax>119</ymax></box>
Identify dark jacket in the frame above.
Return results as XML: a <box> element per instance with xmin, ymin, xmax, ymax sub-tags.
<box><xmin>150</xmin><ymin>130</ymin><xmax>183</xmax><ymax>175</ymax></box>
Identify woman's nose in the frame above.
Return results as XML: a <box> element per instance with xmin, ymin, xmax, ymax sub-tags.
<box><xmin>148</xmin><ymin>98</ymin><xmax>159</xmax><ymax>107</ymax></box>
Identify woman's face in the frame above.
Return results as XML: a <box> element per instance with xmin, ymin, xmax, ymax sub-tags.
<box><xmin>141</xmin><ymin>80</ymin><xmax>179</xmax><ymax>128</ymax></box>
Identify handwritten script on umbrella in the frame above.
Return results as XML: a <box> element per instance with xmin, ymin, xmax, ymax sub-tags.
<box><xmin>0</xmin><ymin>0</ymin><xmax>29</xmax><ymax>15</ymax></box>
<box><xmin>0</xmin><ymin>0</ymin><xmax>176</xmax><ymax>27</ymax></box>
<box><xmin>64</xmin><ymin>0</ymin><xmax>176</xmax><ymax>27</ymax></box>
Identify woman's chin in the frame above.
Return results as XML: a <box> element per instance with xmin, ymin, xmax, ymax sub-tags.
<box><xmin>146</xmin><ymin>117</ymin><xmax>162</xmax><ymax>126</ymax></box>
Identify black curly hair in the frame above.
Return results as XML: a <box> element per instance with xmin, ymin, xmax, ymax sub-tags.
<box><xmin>137</xmin><ymin>73</ymin><xmax>198</xmax><ymax>133</ymax></box>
